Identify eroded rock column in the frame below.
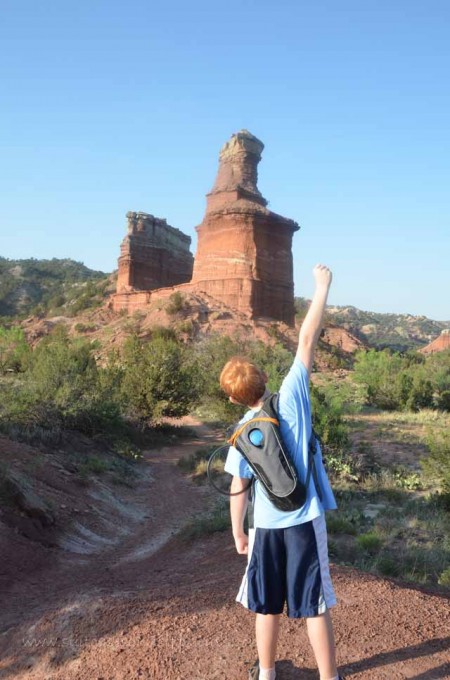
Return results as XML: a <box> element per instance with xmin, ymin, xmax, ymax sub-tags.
<box><xmin>191</xmin><ymin>130</ymin><xmax>299</xmax><ymax>324</ymax></box>
<box><xmin>117</xmin><ymin>212</ymin><xmax>194</xmax><ymax>292</ymax></box>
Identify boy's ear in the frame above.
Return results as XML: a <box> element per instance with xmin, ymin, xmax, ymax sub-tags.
<box><xmin>262</xmin><ymin>371</ymin><xmax>268</xmax><ymax>384</ymax></box>
<box><xmin>229</xmin><ymin>395</ymin><xmax>247</xmax><ymax>406</ymax></box>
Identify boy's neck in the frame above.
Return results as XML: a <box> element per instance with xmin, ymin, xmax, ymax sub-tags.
<box><xmin>248</xmin><ymin>387</ymin><xmax>271</xmax><ymax>410</ymax></box>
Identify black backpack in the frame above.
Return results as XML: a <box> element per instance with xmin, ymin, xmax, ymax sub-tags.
<box><xmin>228</xmin><ymin>393</ymin><xmax>323</xmax><ymax>512</ymax></box>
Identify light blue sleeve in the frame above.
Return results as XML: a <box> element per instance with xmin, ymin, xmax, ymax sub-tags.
<box><xmin>224</xmin><ymin>445</ymin><xmax>254</xmax><ymax>479</ymax></box>
<box><xmin>278</xmin><ymin>356</ymin><xmax>311</xmax><ymax>423</ymax></box>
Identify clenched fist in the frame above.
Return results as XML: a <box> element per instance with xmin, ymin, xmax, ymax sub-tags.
<box><xmin>313</xmin><ymin>264</ymin><xmax>332</xmax><ymax>289</ymax></box>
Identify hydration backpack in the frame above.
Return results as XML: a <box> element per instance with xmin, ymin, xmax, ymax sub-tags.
<box><xmin>228</xmin><ymin>393</ymin><xmax>323</xmax><ymax>512</ymax></box>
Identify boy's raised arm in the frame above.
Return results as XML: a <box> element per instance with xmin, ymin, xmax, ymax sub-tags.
<box><xmin>296</xmin><ymin>264</ymin><xmax>333</xmax><ymax>377</ymax></box>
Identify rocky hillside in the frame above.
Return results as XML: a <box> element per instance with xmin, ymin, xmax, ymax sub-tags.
<box><xmin>0</xmin><ymin>257</ymin><xmax>110</xmax><ymax>318</ymax></box>
<box><xmin>296</xmin><ymin>299</ymin><xmax>449</xmax><ymax>352</ymax></box>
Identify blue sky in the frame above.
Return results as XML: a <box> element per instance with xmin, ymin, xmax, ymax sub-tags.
<box><xmin>0</xmin><ymin>0</ymin><xmax>449</xmax><ymax>320</ymax></box>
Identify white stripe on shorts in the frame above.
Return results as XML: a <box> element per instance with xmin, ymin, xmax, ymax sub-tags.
<box><xmin>312</xmin><ymin>514</ymin><xmax>337</xmax><ymax>612</ymax></box>
<box><xmin>236</xmin><ymin>527</ymin><xmax>255</xmax><ymax>608</ymax></box>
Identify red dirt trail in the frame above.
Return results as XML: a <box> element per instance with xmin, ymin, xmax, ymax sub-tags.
<box><xmin>0</xmin><ymin>420</ymin><xmax>449</xmax><ymax>680</ymax></box>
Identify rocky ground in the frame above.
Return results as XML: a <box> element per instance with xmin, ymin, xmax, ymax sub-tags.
<box><xmin>1</xmin><ymin>420</ymin><xmax>449</xmax><ymax>680</ymax></box>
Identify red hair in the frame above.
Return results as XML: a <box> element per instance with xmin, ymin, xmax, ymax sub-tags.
<box><xmin>220</xmin><ymin>356</ymin><xmax>266</xmax><ymax>407</ymax></box>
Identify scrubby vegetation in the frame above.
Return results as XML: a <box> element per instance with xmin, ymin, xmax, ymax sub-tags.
<box><xmin>0</xmin><ymin>316</ymin><xmax>449</xmax><ymax>590</ymax></box>
<box><xmin>353</xmin><ymin>347</ymin><xmax>450</xmax><ymax>412</ymax></box>
<box><xmin>0</xmin><ymin>326</ymin><xmax>123</xmax><ymax>444</ymax></box>
<box><xmin>119</xmin><ymin>334</ymin><xmax>200</xmax><ymax>423</ymax></box>
<box><xmin>317</xmin><ymin>299</ymin><xmax>449</xmax><ymax>352</ymax></box>
<box><xmin>0</xmin><ymin>257</ymin><xmax>110</xmax><ymax>319</ymax></box>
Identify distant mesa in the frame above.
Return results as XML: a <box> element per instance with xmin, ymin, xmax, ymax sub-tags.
<box><xmin>419</xmin><ymin>329</ymin><xmax>450</xmax><ymax>354</ymax></box>
<box><xmin>112</xmin><ymin>130</ymin><xmax>300</xmax><ymax>325</ymax></box>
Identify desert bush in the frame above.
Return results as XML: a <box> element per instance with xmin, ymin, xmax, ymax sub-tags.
<box><xmin>176</xmin><ymin>319</ymin><xmax>194</xmax><ymax>336</ymax></box>
<box><xmin>150</xmin><ymin>325</ymin><xmax>178</xmax><ymax>341</ymax></box>
<box><xmin>428</xmin><ymin>351</ymin><xmax>450</xmax><ymax>410</ymax></box>
<box><xmin>438</xmin><ymin>567</ymin><xmax>450</xmax><ymax>587</ymax></box>
<box><xmin>376</xmin><ymin>555</ymin><xmax>402</xmax><ymax>577</ymax></box>
<box><xmin>310</xmin><ymin>385</ymin><xmax>352</xmax><ymax>476</ymax></box>
<box><xmin>77</xmin><ymin>456</ymin><xmax>110</xmax><ymax>475</ymax></box>
<box><xmin>0</xmin><ymin>327</ymin><xmax>124</xmax><ymax>441</ymax></box>
<box><xmin>166</xmin><ymin>291</ymin><xmax>185</xmax><ymax>315</ymax></box>
<box><xmin>356</xmin><ymin>531</ymin><xmax>383</xmax><ymax>554</ymax></box>
<box><xmin>353</xmin><ymin>348</ymin><xmax>447</xmax><ymax>412</ymax></box>
<box><xmin>0</xmin><ymin>326</ymin><xmax>31</xmax><ymax>373</ymax></box>
<box><xmin>421</xmin><ymin>429</ymin><xmax>450</xmax><ymax>505</ymax></box>
<box><xmin>249</xmin><ymin>342</ymin><xmax>294</xmax><ymax>393</ymax></box>
<box><xmin>120</xmin><ymin>334</ymin><xmax>200</xmax><ymax>423</ymax></box>
<box><xmin>74</xmin><ymin>322</ymin><xmax>97</xmax><ymax>333</ymax></box>
<box><xmin>353</xmin><ymin>349</ymin><xmax>405</xmax><ymax>410</ymax></box>
<box><xmin>326</xmin><ymin>514</ymin><xmax>358</xmax><ymax>535</ymax></box>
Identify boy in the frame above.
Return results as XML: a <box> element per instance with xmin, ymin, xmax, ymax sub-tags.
<box><xmin>220</xmin><ymin>264</ymin><xmax>345</xmax><ymax>680</ymax></box>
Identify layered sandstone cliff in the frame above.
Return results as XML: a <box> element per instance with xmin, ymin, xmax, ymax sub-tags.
<box><xmin>116</xmin><ymin>212</ymin><xmax>193</xmax><ymax>293</ymax></box>
<box><xmin>191</xmin><ymin>130</ymin><xmax>299</xmax><ymax>324</ymax></box>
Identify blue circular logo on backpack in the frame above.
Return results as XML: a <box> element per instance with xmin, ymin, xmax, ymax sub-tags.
<box><xmin>248</xmin><ymin>428</ymin><xmax>264</xmax><ymax>447</ymax></box>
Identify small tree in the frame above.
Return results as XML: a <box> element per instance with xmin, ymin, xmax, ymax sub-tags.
<box><xmin>353</xmin><ymin>348</ymin><xmax>405</xmax><ymax>410</ymax></box>
<box><xmin>0</xmin><ymin>326</ymin><xmax>31</xmax><ymax>373</ymax></box>
<box><xmin>121</xmin><ymin>335</ymin><xmax>200</xmax><ymax>423</ymax></box>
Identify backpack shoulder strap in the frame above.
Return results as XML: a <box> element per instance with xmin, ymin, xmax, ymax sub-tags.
<box><xmin>307</xmin><ymin>427</ymin><xmax>323</xmax><ymax>501</ymax></box>
<box><xmin>261</xmin><ymin>392</ymin><xmax>280</xmax><ymax>420</ymax></box>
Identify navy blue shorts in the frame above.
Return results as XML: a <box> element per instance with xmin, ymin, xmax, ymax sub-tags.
<box><xmin>236</xmin><ymin>515</ymin><xmax>336</xmax><ymax>618</ymax></box>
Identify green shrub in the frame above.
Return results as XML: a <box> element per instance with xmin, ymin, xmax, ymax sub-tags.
<box><xmin>377</xmin><ymin>555</ymin><xmax>402</xmax><ymax>577</ymax></box>
<box><xmin>438</xmin><ymin>567</ymin><xmax>450</xmax><ymax>587</ymax></box>
<box><xmin>120</xmin><ymin>335</ymin><xmax>200</xmax><ymax>423</ymax></box>
<box><xmin>182</xmin><ymin>501</ymin><xmax>230</xmax><ymax>539</ymax></box>
<box><xmin>326</xmin><ymin>515</ymin><xmax>358</xmax><ymax>535</ymax></box>
<box><xmin>353</xmin><ymin>349</ymin><xmax>405</xmax><ymax>410</ymax></box>
<box><xmin>309</xmin><ymin>385</ymin><xmax>356</xmax><ymax>480</ymax></box>
<box><xmin>74</xmin><ymin>322</ymin><xmax>97</xmax><ymax>333</ymax></box>
<box><xmin>356</xmin><ymin>532</ymin><xmax>383</xmax><ymax>554</ymax></box>
<box><xmin>176</xmin><ymin>319</ymin><xmax>194</xmax><ymax>335</ymax></box>
<box><xmin>391</xmin><ymin>465</ymin><xmax>422</xmax><ymax>490</ymax></box>
<box><xmin>0</xmin><ymin>328</ymin><xmax>125</xmax><ymax>441</ymax></box>
<box><xmin>353</xmin><ymin>347</ymin><xmax>450</xmax><ymax>412</ymax></box>
<box><xmin>421</xmin><ymin>430</ymin><xmax>450</xmax><ymax>502</ymax></box>
<box><xmin>150</xmin><ymin>325</ymin><xmax>178</xmax><ymax>341</ymax></box>
<box><xmin>166</xmin><ymin>292</ymin><xmax>185</xmax><ymax>315</ymax></box>
<box><xmin>0</xmin><ymin>326</ymin><xmax>31</xmax><ymax>373</ymax></box>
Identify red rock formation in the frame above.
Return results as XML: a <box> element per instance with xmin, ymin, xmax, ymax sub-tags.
<box><xmin>191</xmin><ymin>130</ymin><xmax>299</xmax><ymax>325</ymax></box>
<box><xmin>112</xmin><ymin>132</ymin><xmax>299</xmax><ymax>322</ymax></box>
<box><xmin>321</xmin><ymin>324</ymin><xmax>367</xmax><ymax>354</ymax></box>
<box><xmin>419</xmin><ymin>329</ymin><xmax>450</xmax><ymax>354</ymax></box>
<box><xmin>116</xmin><ymin>212</ymin><xmax>193</xmax><ymax>293</ymax></box>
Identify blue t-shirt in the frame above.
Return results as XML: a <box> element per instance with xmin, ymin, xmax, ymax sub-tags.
<box><xmin>224</xmin><ymin>357</ymin><xmax>337</xmax><ymax>529</ymax></box>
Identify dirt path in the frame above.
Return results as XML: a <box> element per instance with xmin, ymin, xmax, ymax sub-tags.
<box><xmin>0</xmin><ymin>420</ymin><xmax>449</xmax><ymax>680</ymax></box>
